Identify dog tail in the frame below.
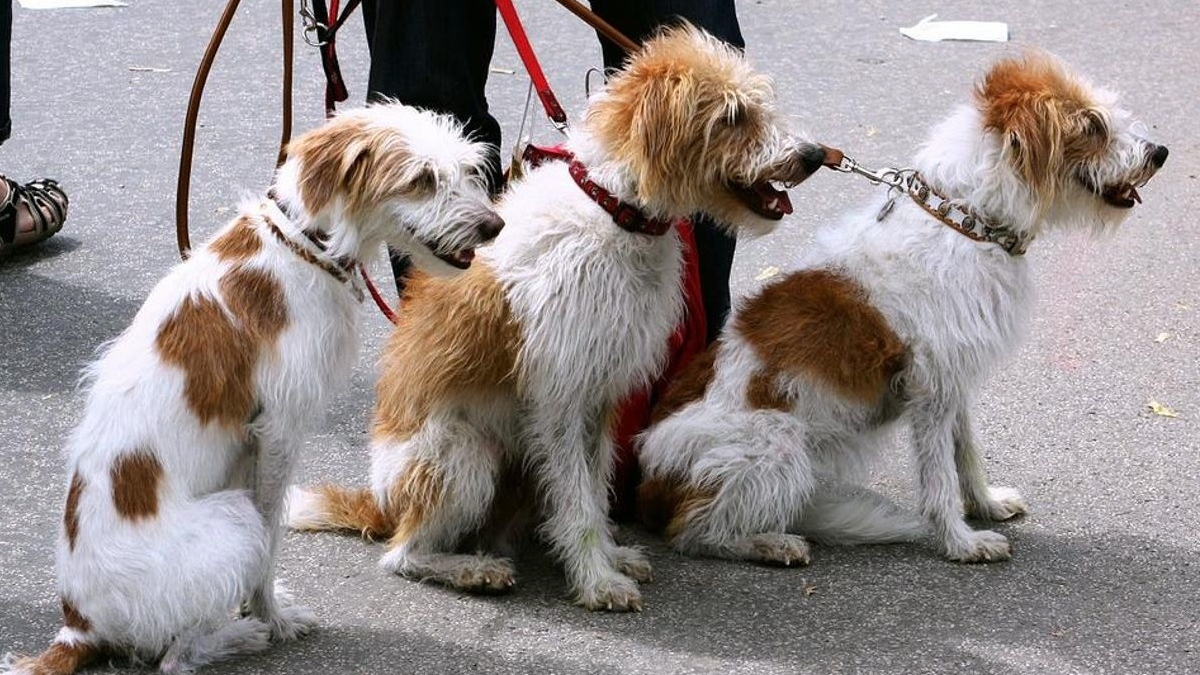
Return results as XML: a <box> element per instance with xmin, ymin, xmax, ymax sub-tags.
<box><xmin>3</xmin><ymin>638</ymin><xmax>100</xmax><ymax>675</ymax></box>
<box><xmin>286</xmin><ymin>484</ymin><xmax>394</xmax><ymax>540</ymax></box>
<box><xmin>796</xmin><ymin>485</ymin><xmax>926</xmax><ymax>546</ymax></box>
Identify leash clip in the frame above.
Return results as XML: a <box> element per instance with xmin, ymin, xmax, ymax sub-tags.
<box><xmin>299</xmin><ymin>0</ymin><xmax>329</xmax><ymax>46</ymax></box>
<box><xmin>830</xmin><ymin>154</ymin><xmax>912</xmax><ymax>191</ymax></box>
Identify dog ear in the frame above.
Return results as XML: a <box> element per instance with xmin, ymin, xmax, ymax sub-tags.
<box><xmin>977</xmin><ymin>55</ymin><xmax>1078</xmax><ymax>200</ymax></box>
<box><xmin>628</xmin><ymin>73</ymin><xmax>699</xmax><ymax>202</ymax></box>
<box><xmin>289</xmin><ymin>115</ymin><xmax>373</xmax><ymax>216</ymax></box>
<box><xmin>290</xmin><ymin>116</ymin><xmax>431</xmax><ymax>217</ymax></box>
<box><xmin>1004</xmin><ymin>97</ymin><xmax>1068</xmax><ymax>197</ymax></box>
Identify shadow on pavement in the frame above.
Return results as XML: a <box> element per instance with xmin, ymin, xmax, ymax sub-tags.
<box><xmin>0</xmin><ymin>269</ymin><xmax>139</xmax><ymax>395</ymax></box>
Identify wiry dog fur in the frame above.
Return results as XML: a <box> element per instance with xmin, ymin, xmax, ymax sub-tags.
<box><xmin>287</xmin><ymin>27</ymin><xmax>826</xmax><ymax>611</ymax></box>
<box><xmin>2</xmin><ymin>104</ymin><xmax>501</xmax><ymax>675</ymax></box>
<box><xmin>638</xmin><ymin>54</ymin><xmax>1167</xmax><ymax>567</ymax></box>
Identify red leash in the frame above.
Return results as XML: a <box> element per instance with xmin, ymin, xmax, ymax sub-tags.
<box><xmin>495</xmin><ymin>0</ymin><xmax>568</xmax><ymax>130</ymax></box>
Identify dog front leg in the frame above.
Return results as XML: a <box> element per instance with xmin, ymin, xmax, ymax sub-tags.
<box><xmin>953</xmin><ymin>409</ymin><xmax>1029</xmax><ymax>522</ymax></box>
<box><xmin>529</xmin><ymin>406</ymin><xmax>642</xmax><ymax>612</ymax></box>
<box><xmin>245</xmin><ymin>432</ymin><xmax>317</xmax><ymax>640</ymax></box>
<box><xmin>910</xmin><ymin>398</ymin><xmax>1012</xmax><ymax>563</ymax></box>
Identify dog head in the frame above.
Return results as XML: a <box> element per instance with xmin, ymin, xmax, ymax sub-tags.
<box><xmin>283</xmin><ymin>103</ymin><xmax>503</xmax><ymax>273</ymax></box>
<box><xmin>584</xmin><ymin>25</ymin><xmax>825</xmax><ymax>236</ymax></box>
<box><xmin>973</xmin><ymin>53</ymin><xmax>1166</xmax><ymax>233</ymax></box>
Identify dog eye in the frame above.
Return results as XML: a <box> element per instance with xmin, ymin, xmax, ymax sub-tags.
<box><xmin>411</xmin><ymin>166</ymin><xmax>438</xmax><ymax>193</ymax></box>
<box><xmin>1082</xmin><ymin>110</ymin><xmax>1109</xmax><ymax>141</ymax></box>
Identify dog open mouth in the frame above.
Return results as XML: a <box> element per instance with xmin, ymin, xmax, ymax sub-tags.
<box><xmin>1100</xmin><ymin>182</ymin><xmax>1142</xmax><ymax>209</ymax></box>
<box><xmin>434</xmin><ymin>247</ymin><xmax>476</xmax><ymax>270</ymax></box>
<box><xmin>731</xmin><ymin>181</ymin><xmax>794</xmax><ymax>220</ymax></box>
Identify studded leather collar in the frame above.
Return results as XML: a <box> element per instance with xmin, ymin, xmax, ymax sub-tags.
<box><xmin>898</xmin><ymin>173</ymin><xmax>1031</xmax><ymax>256</ymax></box>
<box><xmin>522</xmin><ymin>144</ymin><xmax>675</xmax><ymax>236</ymax></box>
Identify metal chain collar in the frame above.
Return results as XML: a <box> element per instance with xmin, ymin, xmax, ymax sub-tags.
<box><xmin>830</xmin><ymin>154</ymin><xmax>1031</xmax><ymax>256</ymax></box>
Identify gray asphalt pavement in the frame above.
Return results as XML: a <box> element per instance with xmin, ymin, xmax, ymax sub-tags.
<box><xmin>1</xmin><ymin>1</ymin><xmax>1197</xmax><ymax>674</ymax></box>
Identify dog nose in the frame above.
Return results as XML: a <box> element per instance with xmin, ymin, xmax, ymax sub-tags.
<box><xmin>800</xmin><ymin>144</ymin><xmax>827</xmax><ymax>174</ymax></box>
<box><xmin>1151</xmin><ymin>144</ymin><xmax>1169</xmax><ymax>168</ymax></box>
<box><xmin>478</xmin><ymin>211</ymin><xmax>505</xmax><ymax>241</ymax></box>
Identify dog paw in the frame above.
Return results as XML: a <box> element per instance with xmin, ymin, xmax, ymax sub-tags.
<box><xmin>575</xmin><ymin>574</ymin><xmax>643</xmax><ymax>612</ymax></box>
<box><xmin>611</xmin><ymin>546</ymin><xmax>653</xmax><ymax>583</ymax></box>
<box><xmin>945</xmin><ymin>529</ymin><xmax>1012</xmax><ymax>564</ymax></box>
<box><xmin>968</xmin><ymin>486</ymin><xmax>1029</xmax><ymax>522</ymax></box>
<box><xmin>266</xmin><ymin>602</ymin><xmax>318</xmax><ymax>642</ymax></box>
<box><xmin>747</xmin><ymin>532</ymin><xmax>811</xmax><ymax>567</ymax></box>
<box><xmin>449</xmin><ymin>556</ymin><xmax>517</xmax><ymax>594</ymax></box>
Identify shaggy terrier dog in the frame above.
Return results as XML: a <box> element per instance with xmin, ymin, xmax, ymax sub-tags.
<box><xmin>287</xmin><ymin>27</ymin><xmax>826</xmax><ymax>612</ymax></box>
<box><xmin>638</xmin><ymin>54</ymin><xmax>1167</xmax><ymax>567</ymax></box>
<box><xmin>3</xmin><ymin>104</ymin><xmax>502</xmax><ymax>675</ymax></box>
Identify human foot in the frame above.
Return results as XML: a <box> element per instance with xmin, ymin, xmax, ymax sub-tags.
<box><xmin>0</xmin><ymin>176</ymin><xmax>69</xmax><ymax>256</ymax></box>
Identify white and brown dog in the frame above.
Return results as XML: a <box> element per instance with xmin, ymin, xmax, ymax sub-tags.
<box><xmin>638</xmin><ymin>54</ymin><xmax>1167</xmax><ymax>566</ymax></box>
<box><xmin>286</xmin><ymin>27</ymin><xmax>827</xmax><ymax>611</ymax></box>
<box><xmin>3</xmin><ymin>104</ymin><xmax>502</xmax><ymax>675</ymax></box>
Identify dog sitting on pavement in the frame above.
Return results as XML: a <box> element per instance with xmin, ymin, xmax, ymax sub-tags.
<box><xmin>637</xmin><ymin>53</ymin><xmax>1167</xmax><ymax>567</ymax></box>
<box><xmin>286</xmin><ymin>26</ymin><xmax>828</xmax><ymax>612</ymax></box>
<box><xmin>3</xmin><ymin>103</ymin><xmax>502</xmax><ymax>675</ymax></box>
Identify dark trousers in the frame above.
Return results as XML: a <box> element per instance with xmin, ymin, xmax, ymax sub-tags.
<box><xmin>2</xmin><ymin>0</ymin><xmax>11</xmax><ymax>145</ymax></box>
<box><xmin>363</xmin><ymin>0</ymin><xmax>743</xmax><ymax>342</ymax></box>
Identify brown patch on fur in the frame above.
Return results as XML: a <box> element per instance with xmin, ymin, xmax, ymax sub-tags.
<box><xmin>976</xmin><ymin>53</ymin><xmax>1108</xmax><ymax>198</ymax></box>
<box><xmin>385</xmin><ymin>460</ymin><xmax>445</xmax><ymax>546</ymax></box>
<box><xmin>110</xmin><ymin>451</ymin><xmax>163</xmax><ymax>521</ymax></box>
<box><xmin>209</xmin><ymin>217</ymin><xmax>262</xmax><ymax>262</ymax></box>
<box><xmin>373</xmin><ymin>264</ymin><xmax>522</xmax><ymax>442</ymax></box>
<box><xmin>61</xmin><ymin>598</ymin><xmax>91</xmax><ymax>632</ymax></box>
<box><xmin>649</xmin><ymin>344</ymin><xmax>718</xmax><ymax>425</ymax></box>
<box><xmin>734</xmin><ymin>270</ymin><xmax>907</xmax><ymax>404</ymax></box>
<box><xmin>219</xmin><ymin>266</ymin><xmax>289</xmax><ymax>341</ymax></box>
<box><xmin>155</xmin><ymin>266</ymin><xmax>287</xmax><ymax>428</ymax></box>
<box><xmin>63</xmin><ymin>473</ymin><xmax>84</xmax><ymax>552</ymax></box>
<box><xmin>746</xmin><ymin>370</ymin><xmax>792</xmax><ymax>411</ymax></box>
<box><xmin>156</xmin><ymin>294</ymin><xmax>255</xmax><ymax>427</ymax></box>
<box><xmin>10</xmin><ymin>642</ymin><xmax>99</xmax><ymax>675</ymax></box>
<box><xmin>287</xmin><ymin>112</ymin><xmax>433</xmax><ymax>218</ymax></box>
<box><xmin>638</xmin><ymin>473</ymin><xmax>717</xmax><ymax>543</ymax></box>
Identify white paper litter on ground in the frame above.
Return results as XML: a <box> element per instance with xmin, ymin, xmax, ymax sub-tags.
<box><xmin>19</xmin><ymin>0</ymin><xmax>127</xmax><ymax>9</ymax></box>
<box><xmin>900</xmin><ymin>14</ymin><xmax>1008</xmax><ymax>43</ymax></box>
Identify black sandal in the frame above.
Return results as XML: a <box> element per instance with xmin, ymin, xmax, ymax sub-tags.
<box><xmin>0</xmin><ymin>176</ymin><xmax>69</xmax><ymax>258</ymax></box>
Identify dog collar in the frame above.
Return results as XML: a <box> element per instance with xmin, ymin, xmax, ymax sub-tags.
<box><xmin>260</xmin><ymin>199</ymin><xmax>364</xmax><ymax>302</ymax></box>
<box><xmin>897</xmin><ymin>173</ymin><xmax>1031</xmax><ymax>256</ymax></box>
<box><xmin>522</xmin><ymin>144</ymin><xmax>674</xmax><ymax>236</ymax></box>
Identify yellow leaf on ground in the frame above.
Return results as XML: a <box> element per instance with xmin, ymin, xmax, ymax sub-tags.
<box><xmin>755</xmin><ymin>265</ymin><xmax>780</xmax><ymax>281</ymax></box>
<box><xmin>1147</xmin><ymin>400</ymin><xmax>1180</xmax><ymax>418</ymax></box>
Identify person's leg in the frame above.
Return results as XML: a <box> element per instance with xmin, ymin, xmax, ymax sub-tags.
<box><xmin>589</xmin><ymin>0</ymin><xmax>744</xmax><ymax>70</ymax></box>
<box><xmin>2</xmin><ymin>0</ymin><xmax>12</xmax><ymax>144</ymax></box>
<box><xmin>589</xmin><ymin>0</ymin><xmax>744</xmax><ymax>342</ymax></box>
<box><xmin>366</xmin><ymin>0</ymin><xmax>502</xmax><ymax>192</ymax></box>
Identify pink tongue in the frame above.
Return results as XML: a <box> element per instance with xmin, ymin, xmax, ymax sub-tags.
<box><xmin>754</xmin><ymin>183</ymin><xmax>793</xmax><ymax>215</ymax></box>
<box><xmin>456</xmin><ymin>249</ymin><xmax>476</xmax><ymax>264</ymax></box>
<box><xmin>777</xmin><ymin>192</ymin><xmax>794</xmax><ymax>215</ymax></box>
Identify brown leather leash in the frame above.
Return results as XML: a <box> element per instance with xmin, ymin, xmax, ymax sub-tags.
<box><xmin>176</xmin><ymin>0</ymin><xmax>294</xmax><ymax>260</ymax></box>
